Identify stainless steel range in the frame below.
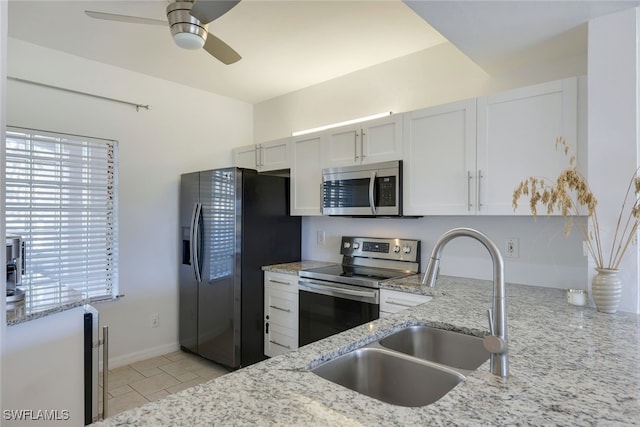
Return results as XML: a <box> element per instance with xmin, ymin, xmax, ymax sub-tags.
<box><xmin>298</xmin><ymin>236</ymin><xmax>420</xmax><ymax>346</ymax></box>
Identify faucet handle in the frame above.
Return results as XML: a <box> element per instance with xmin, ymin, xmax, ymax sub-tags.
<box><xmin>486</xmin><ymin>308</ymin><xmax>495</xmax><ymax>335</ymax></box>
<box><xmin>483</xmin><ymin>335</ymin><xmax>508</xmax><ymax>354</ymax></box>
<box><xmin>484</xmin><ymin>308</ymin><xmax>507</xmax><ymax>354</ymax></box>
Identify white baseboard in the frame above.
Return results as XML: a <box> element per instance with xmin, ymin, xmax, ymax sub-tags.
<box><xmin>101</xmin><ymin>341</ymin><xmax>180</xmax><ymax>371</ymax></box>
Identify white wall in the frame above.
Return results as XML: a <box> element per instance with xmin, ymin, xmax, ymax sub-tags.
<box><xmin>2</xmin><ymin>307</ymin><xmax>85</xmax><ymax>427</ymax></box>
<box><xmin>5</xmin><ymin>39</ymin><xmax>253</xmax><ymax>366</ymax></box>
<box><xmin>587</xmin><ymin>8</ymin><xmax>640</xmax><ymax>313</ymax></box>
<box><xmin>303</xmin><ymin>216</ymin><xmax>587</xmax><ymax>290</ymax></box>
<box><xmin>0</xmin><ymin>0</ymin><xmax>8</xmax><ymax>410</ymax></box>
<box><xmin>254</xmin><ymin>42</ymin><xmax>586</xmax><ymax>141</ymax></box>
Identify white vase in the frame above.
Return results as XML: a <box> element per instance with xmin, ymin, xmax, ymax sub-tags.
<box><xmin>591</xmin><ymin>268</ymin><xmax>622</xmax><ymax>314</ymax></box>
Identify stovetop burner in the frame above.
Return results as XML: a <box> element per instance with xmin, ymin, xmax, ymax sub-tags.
<box><xmin>299</xmin><ymin>236</ymin><xmax>420</xmax><ymax>288</ymax></box>
<box><xmin>303</xmin><ymin>264</ymin><xmax>410</xmax><ymax>282</ymax></box>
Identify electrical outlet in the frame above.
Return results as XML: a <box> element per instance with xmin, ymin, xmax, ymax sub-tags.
<box><xmin>317</xmin><ymin>230</ymin><xmax>325</xmax><ymax>245</ymax></box>
<box><xmin>505</xmin><ymin>238</ymin><xmax>519</xmax><ymax>258</ymax></box>
<box><xmin>151</xmin><ymin>313</ymin><xmax>159</xmax><ymax>328</ymax></box>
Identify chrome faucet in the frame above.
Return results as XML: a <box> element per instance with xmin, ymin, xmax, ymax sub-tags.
<box><xmin>421</xmin><ymin>228</ymin><xmax>509</xmax><ymax>378</ymax></box>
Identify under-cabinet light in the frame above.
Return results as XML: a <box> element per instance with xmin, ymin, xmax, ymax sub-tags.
<box><xmin>291</xmin><ymin>111</ymin><xmax>392</xmax><ymax>137</ymax></box>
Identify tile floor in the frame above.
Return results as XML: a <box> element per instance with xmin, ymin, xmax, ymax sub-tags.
<box><xmin>99</xmin><ymin>350</ymin><xmax>231</xmax><ymax>418</ymax></box>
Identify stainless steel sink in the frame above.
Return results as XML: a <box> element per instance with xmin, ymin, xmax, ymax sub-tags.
<box><xmin>311</xmin><ymin>347</ymin><xmax>464</xmax><ymax>407</ymax></box>
<box><xmin>379</xmin><ymin>325</ymin><xmax>490</xmax><ymax>371</ymax></box>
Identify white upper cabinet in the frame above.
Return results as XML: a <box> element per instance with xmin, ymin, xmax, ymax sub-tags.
<box><xmin>324</xmin><ymin>114</ymin><xmax>402</xmax><ymax>168</ymax></box>
<box><xmin>290</xmin><ymin>132</ymin><xmax>324</xmax><ymax>216</ymax></box>
<box><xmin>477</xmin><ymin>77</ymin><xmax>578</xmax><ymax>215</ymax></box>
<box><xmin>232</xmin><ymin>137</ymin><xmax>290</xmax><ymax>172</ymax></box>
<box><xmin>233</xmin><ymin>144</ymin><xmax>258</xmax><ymax>169</ymax></box>
<box><xmin>403</xmin><ymin>99</ymin><xmax>477</xmax><ymax>216</ymax></box>
<box><xmin>403</xmin><ymin>77</ymin><xmax>580</xmax><ymax>216</ymax></box>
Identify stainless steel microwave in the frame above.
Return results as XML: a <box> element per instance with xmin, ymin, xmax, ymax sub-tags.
<box><xmin>322</xmin><ymin>160</ymin><xmax>402</xmax><ymax>216</ymax></box>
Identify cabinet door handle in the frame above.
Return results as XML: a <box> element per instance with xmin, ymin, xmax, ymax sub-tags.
<box><xmin>477</xmin><ymin>169</ymin><xmax>484</xmax><ymax>211</ymax></box>
<box><xmin>360</xmin><ymin>130</ymin><xmax>366</xmax><ymax>161</ymax></box>
<box><xmin>269</xmin><ymin>305</ymin><xmax>291</xmax><ymax>313</ymax></box>
<box><xmin>255</xmin><ymin>145</ymin><xmax>260</xmax><ymax>168</ymax></box>
<box><xmin>354</xmin><ymin>132</ymin><xmax>359</xmax><ymax>161</ymax></box>
<box><xmin>270</xmin><ymin>340</ymin><xmax>291</xmax><ymax>350</ymax></box>
<box><xmin>467</xmin><ymin>170</ymin><xmax>473</xmax><ymax>211</ymax></box>
<box><xmin>384</xmin><ymin>299</ymin><xmax>416</xmax><ymax>308</ymax></box>
<box><xmin>268</xmin><ymin>279</ymin><xmax>292</xmax><ymax>286</ymax></box>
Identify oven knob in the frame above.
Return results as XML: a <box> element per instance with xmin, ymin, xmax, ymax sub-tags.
<box><xmin>393</xmin><ymin>245</ymin><xmax>401</xmax><ymax>253</ymax></box>
<box><xmin>402</xmin><ymin>245</ymin><xmax>412</xmax><ymax>254</ymax></box>
<box><xmin>344</xmin><ymin>242</ymin><xmax>351</xmax><ymax>249</ymax></box>
<box><xmin>353</xmin><ymin>242</ymin><xmax>360</xmax><ymax>250</ymax></box>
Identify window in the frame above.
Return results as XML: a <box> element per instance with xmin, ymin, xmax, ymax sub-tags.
<box><xmin>5</xmin><ymin>127</ymin><xmax>119</xmax><ymax>311</ymax></box>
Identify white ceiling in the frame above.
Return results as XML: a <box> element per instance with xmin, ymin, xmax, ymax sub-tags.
<box><xmin>7</xmin><ymin>0</ymin><xmax>447</xmax><ymax>104</ymax></box>
<box><xmin>406</xmin><ymin>0</ymin><xmax>640</xmax><ymax>74</ymax></box>
<box><xmin>7</xmin><ymin>1</ymin><xmax>640</xmax><ymax>104</ymax></box>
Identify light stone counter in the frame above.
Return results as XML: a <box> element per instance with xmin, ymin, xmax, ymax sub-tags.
<box><xmin>93</xmin><ymin>272</ymin><xmax>640</xmax><ymax>426</ymax></box>
<box><xmin>261</xmin><ymin>260</ymin><xmax>337</xmax><ymax>275</ymax></box>
<box><xmin>6</xmin><ymin>284</ymin><xmax>86</xmax><ymax>326</ymax></box>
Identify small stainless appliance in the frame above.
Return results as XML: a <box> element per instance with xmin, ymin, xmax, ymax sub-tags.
<box><xmin>6</xmin><ymin>235</ymin><xmax>25</xmax><ymax>319</ymax></box>
<box><xmin>322</xmin><ymin>160</ymin><xmax>402</xmax><ymax>216</ymax></box>
<box><xmin>298</xmin><ymin>236</ymin><xmax>420</xmax><ymax>346</ymax></box>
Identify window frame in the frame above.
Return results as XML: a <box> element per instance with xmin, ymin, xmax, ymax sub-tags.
<box><xmin>4</xmin><ymin>126</ymin><xmax>119</xmax><ymax>312</ymax></box>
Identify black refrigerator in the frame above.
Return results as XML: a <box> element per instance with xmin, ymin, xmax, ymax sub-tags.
<box><xmin>179</xmin><ymin>167</ymin><xmax>301</xmax><ymax>368</ymax></box>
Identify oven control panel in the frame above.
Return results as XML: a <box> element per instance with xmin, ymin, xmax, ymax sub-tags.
<box><xmin>340</xmin><ymin>236</ymin><xmax>420</xmax><ymax>263</ymax></box>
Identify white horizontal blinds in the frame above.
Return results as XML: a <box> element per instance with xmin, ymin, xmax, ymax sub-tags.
<box><xmin>5</xmin><ymin>127</ymin><xmax>119</xmax><ymax>310</ymax></box>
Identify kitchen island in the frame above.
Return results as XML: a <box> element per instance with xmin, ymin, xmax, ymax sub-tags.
<box><xmin>93</xmin><ymin>274</ymin><xmax>640</xmax><ymax>426</ymax></box>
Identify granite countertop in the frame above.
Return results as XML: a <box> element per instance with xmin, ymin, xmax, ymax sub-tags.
<box><xmin>94</xmin><ymin>270</ymin><xmax>640</xmax><ymax>426</ymax></box>
<box><xmin>6</xmin><ymin>284</ymin><xmax>86</xmax><ymax>326</ymax></box>
<box><xmin>261</xmin><ymin>260</ymin><xmax>337</xmax><ymax>274</ymax></box>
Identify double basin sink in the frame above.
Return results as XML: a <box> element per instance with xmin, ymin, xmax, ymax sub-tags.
<box><xmin>311</xmin><ymin>325</ymin><xmax>490</xmax><ymax>407</ymax></box>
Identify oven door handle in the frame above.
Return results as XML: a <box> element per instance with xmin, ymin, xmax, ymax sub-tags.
<box><xmin>299</xmin><ymin>279</ymin><xmax>379</xmax><ymax>303</ymax></box>
<box><xmin>368</xmin><ymin>171</ymin><xmax>377</xmax><ymax>215</ymax></box>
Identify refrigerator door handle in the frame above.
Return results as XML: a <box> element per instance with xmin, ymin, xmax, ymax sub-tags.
<box><xmin>190</xmin><ymin>202</ymin><xmax>202</xmax><ymax>283</ymax></box>
<box><xmin>195</xmin><ymin>202</ymin><xmax>203</xmax><ymax>283</ymax></box>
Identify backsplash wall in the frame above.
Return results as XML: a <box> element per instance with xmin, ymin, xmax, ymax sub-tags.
<box><xmin>302</xmin><ymin>215</ymin><xmax>587</xmax><ymax>290</ymax></box>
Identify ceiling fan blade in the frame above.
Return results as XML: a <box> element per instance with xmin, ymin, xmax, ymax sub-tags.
<box><xmin>190</xmin><ymin>0</ymin><xmax>240</xmax><ymax>25</ymax></box>
<box><xmin>85</xmin><ymin>11</ymin><xmax>167</xmax><ymax>27</ymax></box>
<box><xmin>203</xmin><ymin>34</ymin><xmax>241</xmax><ymax>65</ymax></box>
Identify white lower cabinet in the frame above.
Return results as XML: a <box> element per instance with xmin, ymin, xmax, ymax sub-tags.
<box><xmin>264</xmin><ymin>271</ymin><xmax>298</xmax><ymax>357</ymax></box>
<box><xmin>379</xmin><ymin>288</ymin><xmax>432</xmax><ymax>318</ymax></box>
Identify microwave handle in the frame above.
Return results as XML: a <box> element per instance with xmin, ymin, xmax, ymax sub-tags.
<box><xmin>369</xmin><ymin>171</ymin><xmax>377</xmax><ymax>215</ymax></box>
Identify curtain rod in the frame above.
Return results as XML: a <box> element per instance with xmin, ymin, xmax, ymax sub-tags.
<box><xmin>8</xmin><ymin>76</ymin><xmax>150</xmax><ymax>111</ymax></box>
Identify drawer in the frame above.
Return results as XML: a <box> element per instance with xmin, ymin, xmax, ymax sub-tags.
<box><xmin>264</xmin><ymin>323</ymin><xmax>297</xmax><ymax>357</ymax></box>
<box><xmin>264</xmin><ymin>271</ymin><xmax>298</xmax><ymax>294</ymax></box>
<box><xmin>264</xmin><ymin>288</ymin><xmax>298</xmax><ymax>329</ymax></box>
<box><xmin>380</xmin><ymin>288</ymin><xmax>432</xmax><ymax>314</ymax></box>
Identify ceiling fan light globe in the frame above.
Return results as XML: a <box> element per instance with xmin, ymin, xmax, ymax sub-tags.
<box><xmin>173</xmin><ymin>32</ymin><xmax>205</xmax><ymax>50</ymax></box>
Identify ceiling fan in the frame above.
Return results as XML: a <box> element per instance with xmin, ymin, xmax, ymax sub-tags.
<box><xmin>85</xmin><ymin>0</ymin><xmax>241</xmax><ymax>65</ymax></box>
